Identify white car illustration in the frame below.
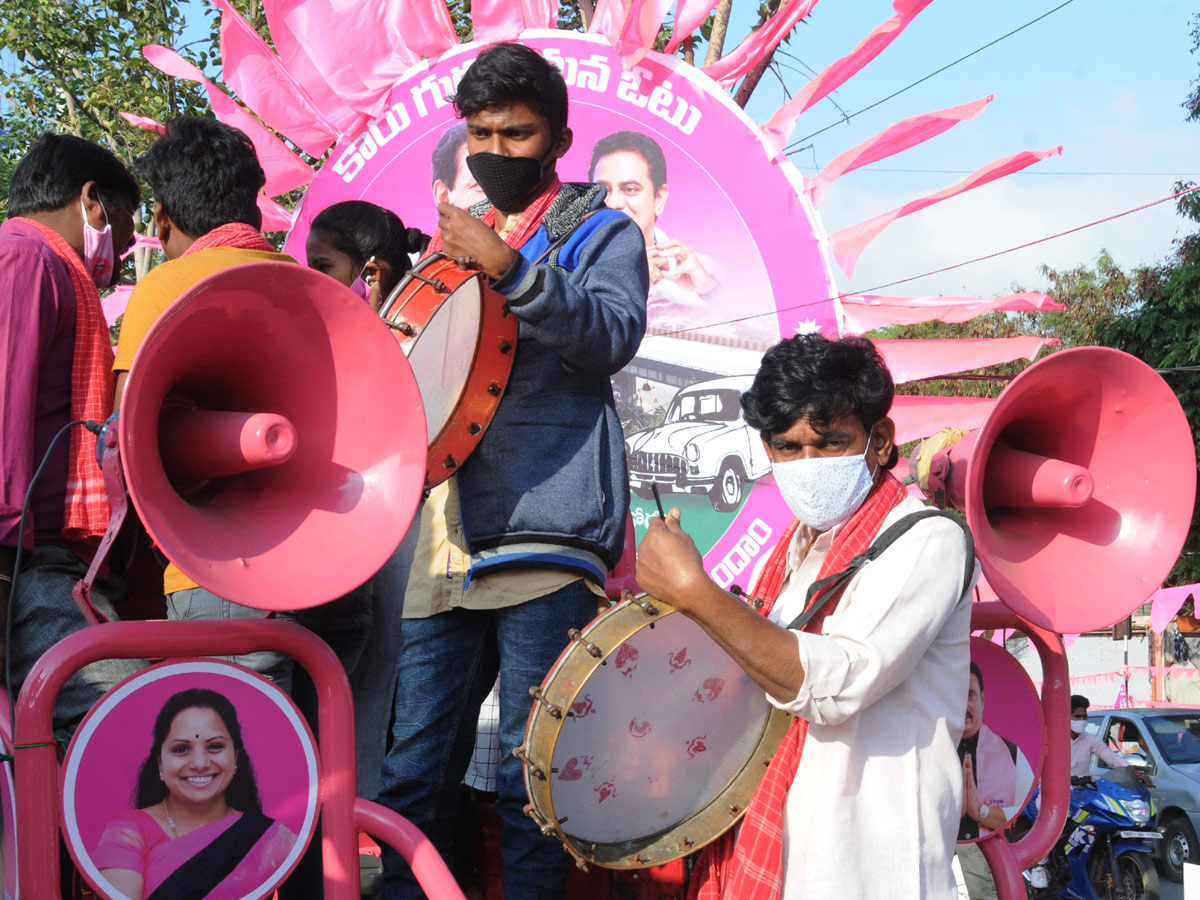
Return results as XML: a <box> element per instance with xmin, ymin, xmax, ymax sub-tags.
<box><xmin>626</xmin><ymin>375</ymin><xmax>771</xmax><ymax>512</ymax></box>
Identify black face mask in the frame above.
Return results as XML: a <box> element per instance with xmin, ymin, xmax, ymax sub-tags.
<box><xmin>466</xmin><ymin>148</ymin><xmax>552</xmax><ymax>212</ymax></box>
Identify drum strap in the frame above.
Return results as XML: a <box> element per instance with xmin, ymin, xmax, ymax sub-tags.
<box><xmin>786</xmin><ymin>510</ymin><xmax>975</xmax><ymax>631</ymax></box>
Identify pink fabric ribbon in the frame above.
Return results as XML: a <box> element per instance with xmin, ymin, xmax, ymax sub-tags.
<box><xmin>873</xmin><ymin>335</ymin><xmax>1058</xmax><ymax>384</ymax></box>
<box><xmin>216</xmin><ymin>0</ymin><xmax>338</xmax><ymax>157</ymax></box>
<box><xmin>472</xmin><ymin>0</ymin><xmax>558</xmax><ymax>41</ymax></box>
<box><xmin>665</xmin><ymin>0</ymin><xmax>721</xmax><ymax>53</ymax></box>
<box><xmin>119</xmin><ymin>111</ymin><xmax>166</xmax><ymax>134</ymax></box>
<box><xmin>806</xmin><ymin>95</ymin><xmax>993</xmax><ymax>205</ymax></box>
<box><xmin>613</xmin><ymin>0</ymin><xmax>674</xmax><ymax>67</ymax></box>
<box><xmin>760</xmin><ymin>0</ymin><xmax>933</xmax><ymax>157</ymax></box>
<box><xmin>142</xmin><ymin>45</ymin><xmax>313</xmax><ymax>197</ymax></box>
<box><xmin>830</xmin><ymin>146</ymin><xmax>1063</xmax><ymax>277</ymax></box>
<box><xmin>702</xmin><ymin>0</ymin><xmax>819</xmax><ymax>87</ymax></box>
<box><xmin>840</xmin><ymin>291</ymin><xmax>1062</xmax><ymax>332</ymax></box>
<box><xmin>889</xmin><ymin>395</ymin><xmax>996</xmax><ymax>445</ymax></box>
<box><xmin>587</xmin><ymin>0</ymin><xmax>627</xmax><ymax>45</ymax></box>
<box><xmin>1151</xmin><ymin>584</ymin><xmax>1198</xmax><ymax>634</ymax></box>
<box><xmin>393</xmin><ymin>0</ymin><xmax>458</xmax><ymax>58</ymax></box>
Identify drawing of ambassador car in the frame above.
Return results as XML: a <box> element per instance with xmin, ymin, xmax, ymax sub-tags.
<box><xmin>626</xmin><ymin>376</ymin><xmax>771</xmax><ymax>512</ymax></box>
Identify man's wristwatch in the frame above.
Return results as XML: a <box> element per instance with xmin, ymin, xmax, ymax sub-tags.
<box><xmin>978</xmin><ymin>804</ymin><xmax>991</xmax><ymax>821</ymax></box>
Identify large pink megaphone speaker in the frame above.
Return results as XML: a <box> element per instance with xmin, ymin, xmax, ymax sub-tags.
<box><xmin>119</xmin><ymin>261</ymin><xmax>427</xmax><ymax>611</ymax></box>
<box><xmin>919</xmin><ymin>346</ymin><xmax>1196</xmax><ymax>634</ymax></box>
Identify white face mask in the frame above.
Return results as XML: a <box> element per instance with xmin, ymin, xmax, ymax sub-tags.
<box><xmin>81</xmin><ymin>197</ymin><xmax>116</xmax><ymax>288</ymax></box>
<box><xmin>771</xmin><ymin>431</ymin><xmax>876</xmax><ymax>532</ymax></box>
<box><xmin>1071</xmin><ymin>719</ymin><xmax>1088</xmax><ymax>735</ymax></box>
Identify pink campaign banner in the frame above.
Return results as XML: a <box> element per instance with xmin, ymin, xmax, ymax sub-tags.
<box><xmin>284</xmin><ymin>32</ymin><xmax>839</xmax><ymax>585</ymax></box>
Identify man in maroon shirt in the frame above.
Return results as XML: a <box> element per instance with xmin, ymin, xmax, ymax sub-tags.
<box><xmin>0</xmin><ymin>134</ymin><xmax>143</xmax><ymax>734</ymax></box>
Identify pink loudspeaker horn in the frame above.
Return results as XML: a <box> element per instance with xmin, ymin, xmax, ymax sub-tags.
<box><xmin>917</xmin><ymin>347</ymin><xmax>1196</xmax><ymax>635</ymax></box>
<box><xmin>119</xmin><ymin>261</ymin><xmax>427</xmax><ymax>611</ymax></box>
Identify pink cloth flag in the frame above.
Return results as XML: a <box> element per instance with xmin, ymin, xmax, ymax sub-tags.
<box><xmin>119</xmin><ymin>111</ymin><xmax>167</xmax><ymax>134</ymax></box>
<box><xmin>102</xmin><ymin>284</ymin><xmax>135</xmax><ymax>329</ymax></box>
<box><xmin>472</xmin><ymin>0</ymin><xmax>558</xmax><ymax>41</ymax></box>
<box><xmin>258</xmin><ymin>195</ymin><xmax>296</xmax><ymax>232</ymax></box>
<box><xmin>665</xmin><ymin>0</ymin><xmax>721</xmax><ymax>53</ymax></box>
<box><xmin>889</xmin><ymin>394</ymin><xmax>996</xmax><ymax>445</ymax></box>
<box><xmin>393</xmin><ymin>0</ymin><xmax>458</xmax><ymax>58</ymax></box>
<box><xmin>840</xmin><ymin>291</ymin><xmax>1062</xmax><ymax>333</ymax></box>
<box><xmin>831</xmin><ymin>146</ymin><xmax>1063</xmax><ymax>277</ymax></box>
<box><xmin>873</xmin><ymin>335</ymin><xmax>1058</xmax><ymax>384</ymax></box>
<box><xmin>216</xmin><ymin>0</ymin><xmax>337</xmax><ymax>157</ymax></box>
<box><xmin>1150</xmin><ymin>583</ymin><xmax>1198</xmax><ymax>634</ymax></box>
<box><xmin>142</xmin><ymin>45</ymin><xmax>314</xmax><ymax>198</ymax></box>
<box><xmin>702</xmin><ymin>0</ymin><xmax>819</xmax><ymax>88</ymax></box>
<box><xmin>806</xmin><ymin>95</ymin><xmax>993</xmax><ymax>205</ymax></box>
<box><xmin>615</xmin><ymin>0</ymin><xmax>675</xmax><ymax>67</ymax></box>
<box><xmin>588</xmin><ymin>0</ymin><xmax>628</xmax><ymax>45</ymax></box>
<box><xmin>260</xmin><ymin>0</ymin><xmax>406</xmax><ymax>125</ymax></box>
<box><xmin>761</xmin><ymin>0</ymin><xmax>934</xmax><ymax>157</ymax></box>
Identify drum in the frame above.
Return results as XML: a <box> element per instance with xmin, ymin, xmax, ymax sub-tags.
<box><xmin>379</xmin><ymin>253</ymin><xmax>517</xmax><ymax>488</ymax></box>
<box><xmin>517</xmin><ymin>593</ymin><xmax>790</xmax><ymax>870</ymax></box>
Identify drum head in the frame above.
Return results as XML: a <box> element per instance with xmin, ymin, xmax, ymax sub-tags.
<box><xmin>522</xmin><ymin>598</ymin><xmax>789</xmax><ymax>868</ymax></box>
<box><xmin>403</xmin><ymin>276</ymin><xmax>483</xmax><ymax>445</ymax></box>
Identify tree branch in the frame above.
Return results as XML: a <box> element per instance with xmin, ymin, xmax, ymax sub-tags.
<box><xmin>704</xmin><ymin>0</ymin><xmax>733</xmax><ymax>67</ymax></box>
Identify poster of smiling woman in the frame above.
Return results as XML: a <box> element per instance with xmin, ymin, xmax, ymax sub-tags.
<box><xmin>58</xmin><ymin>662</ymin><xmax>319</xmax><ymax>900</ymax></box>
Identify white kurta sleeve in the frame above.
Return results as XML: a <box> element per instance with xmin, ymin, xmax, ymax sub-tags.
<box><xmin>767</xmin><ymin>516</ymin><xmax>972</xmax><ymax>725</ymax></box>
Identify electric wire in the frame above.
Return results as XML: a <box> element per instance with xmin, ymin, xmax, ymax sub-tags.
<box><xmin>782</xmin><ymin>0</ymin><xmax>1079</xmax><ymax>153</ymax></box>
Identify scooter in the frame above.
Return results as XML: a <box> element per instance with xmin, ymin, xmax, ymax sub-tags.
<box><xmin>1022</xmin><ymin>769</ymin><xmax>1161</xmax><ymax>900</ymax></box>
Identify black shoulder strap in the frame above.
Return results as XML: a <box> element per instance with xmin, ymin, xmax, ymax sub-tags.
<box><xmin>146</xmin><ymin>810</ymin><xmax>275</xmax><ymax>900</ymax></box>
<box><xmin>786</xmin><ymin>510</ymin><xmax>975</xmax><ymax>632</ymax></box>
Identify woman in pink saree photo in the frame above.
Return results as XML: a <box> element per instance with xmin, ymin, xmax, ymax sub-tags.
<box><xmin>91</xmin><ymin>689</ymin><xmax>296</xmax><ymax>900</ymax></box>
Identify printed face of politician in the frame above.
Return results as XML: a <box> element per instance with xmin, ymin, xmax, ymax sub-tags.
<box><xmin>160</xmin><ymin>707</ymin><xmax>236</xmax><ymax>806</ymax></box>
<box><xmin>594</xmin><ymin>150</ymin><xmax>667</xmax><ymax>245</ymax></box>
<box><xmin>963</xmin><ymin>671</ymin><xmax>984</xmax><ymax>741</ymax></box>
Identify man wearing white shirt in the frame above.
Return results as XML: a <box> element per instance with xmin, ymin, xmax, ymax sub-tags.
<box><xmin>1070</xmin><ymin>694</ymin><xmax>1140</xmax><ymax>777</ymax></box>
<box><xmin>638</xmin><ymin>334</ymin><xmax>976</xmax><ymax>900</ymax></box>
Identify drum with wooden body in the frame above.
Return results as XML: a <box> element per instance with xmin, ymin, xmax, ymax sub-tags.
<box><xmin>379</xmin><ymin>253</ymin><xmax>517</xmax><ymax>488</ymax></box>
<box><xmin>517</xmin><ymin>593</ymin><xmax>790</xmax><ymax>870</ymax></box>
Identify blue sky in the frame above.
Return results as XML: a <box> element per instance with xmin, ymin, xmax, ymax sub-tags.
<box><xmin>724</xmin><ymin>0</ymin><xmax>1200</xmax><ymax>298</ymax></box>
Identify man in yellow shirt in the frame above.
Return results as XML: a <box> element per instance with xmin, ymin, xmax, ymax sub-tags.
<box><xmin>112</xmin><ymin>116</ymin><xmax>297</xmax><ymax>683</ymax></box>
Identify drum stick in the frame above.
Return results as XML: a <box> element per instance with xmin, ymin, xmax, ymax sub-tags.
<box><xmin>651</xmin><ymin>483</ymin><xmax>666</xmax><ymax>520</ymax></box>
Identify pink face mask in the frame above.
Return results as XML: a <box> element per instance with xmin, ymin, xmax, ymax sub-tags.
<box><xmin>81</xmin><ymin>197</ymin><xmax>116</xmax><ymax>288</ymax></box>
<box><xmin>350</xmin><ymin>276</ymin><xmax>371</xmax><ymax>302</ymax></box>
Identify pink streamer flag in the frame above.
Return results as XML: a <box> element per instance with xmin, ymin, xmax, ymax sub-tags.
<box><xmin>873</xmin><ymin>335</ymin><xmax>1058</xmax><ymax>384</ymax></box>
<box><xmin>889</xmin><ymin>395</ymin><xmax>996</xmax><ymax>445</ymax></box>
<box><xmin>393</xmin><ymin>0</ymin><xmax>458</xmax><ymax>58</ymax></box>
<box><xmin>473</xmin><ymin>0</ymin><xmax>558</xmax><ymax>41</ymax></box>
<box><xmin>142</xmin><ymin>45</ymin><xmax>314</xmax><ymax>198</ymax></box>
<box><xmin>840</xmin><ymin>291</ymin><xmax>1062</xmax><ymax>333</ymax></box>
<box><xmin>703</xmin><ymin>0</ymin><xmax>819</xmax><ymax>88</ymax></box>
<box><xmin>258</xmin><ymin>195</ymin><xmax>296</xmax><ymax>232</ymax></box>
<box><xmin>1150</xmin><ymin>583</ymin><xmax>1198</xmax><ymax>634</ymax></box>
<box><xmin>665</xmin><ymin>0</ymin><xmax>721</xmax><ymax>53</ymax></box>
<box><xmin>119</xmin><ymin>111</ymin><xmax>167</xmax><ymax>134</ymax></box>
<box><xmin>216</xmin><ymin>0</ymin><xmax>337</xmax><ymax>157</ymax></box>
<box><xmin>260</xmin><ymin>0</ymin><xmax>410</xmax><ymax>125</ymax></box>
<box><xmin>831</xmin><ymin>146</ymin><xmax>1063</xmax><ymax>277</ymax></box>
<box><xmin>806</xmin><ymin>95</ymin><xmax>993</xmax><ymax>205</ymax></box>
<box><xmin>587</xmin><ymin>0</ymin><xmax>627</xmax><ymax>45</ymax></box>
<box><xmin>614</xmin><ymin>0</ymin><xmax>675</xmax><ymax>67</ymax></box>
<box><xmin>761</xmin><ymin>0</ymin><xmax>933</xmax><ymax>157</ymax></box>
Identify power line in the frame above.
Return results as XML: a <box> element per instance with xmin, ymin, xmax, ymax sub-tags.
<box><xmin>782</xmin><ymin>0</ymin><xmax>1078</xmax><ymax>153</ymax></box>
<box><xmin>657</xmin><ymin>183</ymin><xmax>1200</xmax><ymax>337</ymax></box>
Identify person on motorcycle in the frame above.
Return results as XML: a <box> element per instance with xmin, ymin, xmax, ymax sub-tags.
<box><xmin>1070</xmin><ymin>695</ymin><xmax>1153</xmax><ymax>786</ymax></box>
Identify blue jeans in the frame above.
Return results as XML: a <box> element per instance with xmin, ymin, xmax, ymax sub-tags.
<box><xmin>10</xmin><ymin>543</ymin><xmax>146</xmax><ymax>736</ymax></box>
<box><xmin>165</xmin><ymin>587</ymin><xmax>295</xmax><ymax>689</ymax></box>
<box><xmin>378</xmin><ymin>581</ymin><xmax>597</xmax><ymax>900</ymax></box>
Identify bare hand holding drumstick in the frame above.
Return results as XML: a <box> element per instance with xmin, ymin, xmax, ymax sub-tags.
<box><xmin>437</xmin><ymin>202</ymin><xmax>517</xmax><ymax>279</ymax></box>
<box><xmin>638</xmin><ymin>508</ymin><xmax>805</xmax><ymax>702</ymax></box>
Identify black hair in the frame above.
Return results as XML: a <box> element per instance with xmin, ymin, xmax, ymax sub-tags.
<box><xmin>741</xmin><ymin>334</ymin><xmax>899</xmax><ymax>469</ymax></box>
<box><xmin>588</xmin><ymin>131</ymin><xmax>667</xmax><ymax>191</ymax></box>
<box><xmin>137</xmin><ymin>116</ymin><xmax>265</xmax><ymax>237</ymax></box>
<box><xmin>452</xmin><ymin>43</ymin><xmax>569</xmax><ymax>138</ymax></box>
<box><xmin>1071</xmin><ymin>694</ymin><xmax>1090</xmax><ymax>712</ymax></box>
<box><xmin>7</xmin><ymin>133</ymin><xmax>140</xmax><ymax>218</ymax></box>
<box><xmin>310</xmin><ymin>200</ymin><xmax>426</xmax><ymax>296</ymax></box>
<box><xmin>133</xmin><ymin>688</ymin><xmax>262</xmax><ymax>814</ymax></box>
<box><xmin>970</xmin><ymin>660</ymin><xmax>984</xmax><ymax>693</ymax></box>
<box><xmin>431</xmin><ymin>123</ymin><xmax>468</xmax><ymax>188</ymax></box>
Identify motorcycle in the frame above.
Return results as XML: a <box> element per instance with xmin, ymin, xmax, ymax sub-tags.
<box><xmin>1022</xmin><ymin>769</ymin><xmax>1161</xmax><ymax>900</ymax></box>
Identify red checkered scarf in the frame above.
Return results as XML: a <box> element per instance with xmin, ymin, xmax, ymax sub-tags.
<box><xmin>425</xmin><ymin>175</ymin><xmax>563</xmax><ymax>257</ymax></box>
<box><xmin>15</xmin><ymin>217</ymin><xmax>115</xmax><ymax>540</ymax></box>
<box><xmin>688</xmin><ymin>472</ymin><xmax>908</xmax><ymax>900</ymax></box>
<box><xmin>182</xmin><ymin>222</ymin><xmax>274</xmax><ymax>256</ymax></box>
